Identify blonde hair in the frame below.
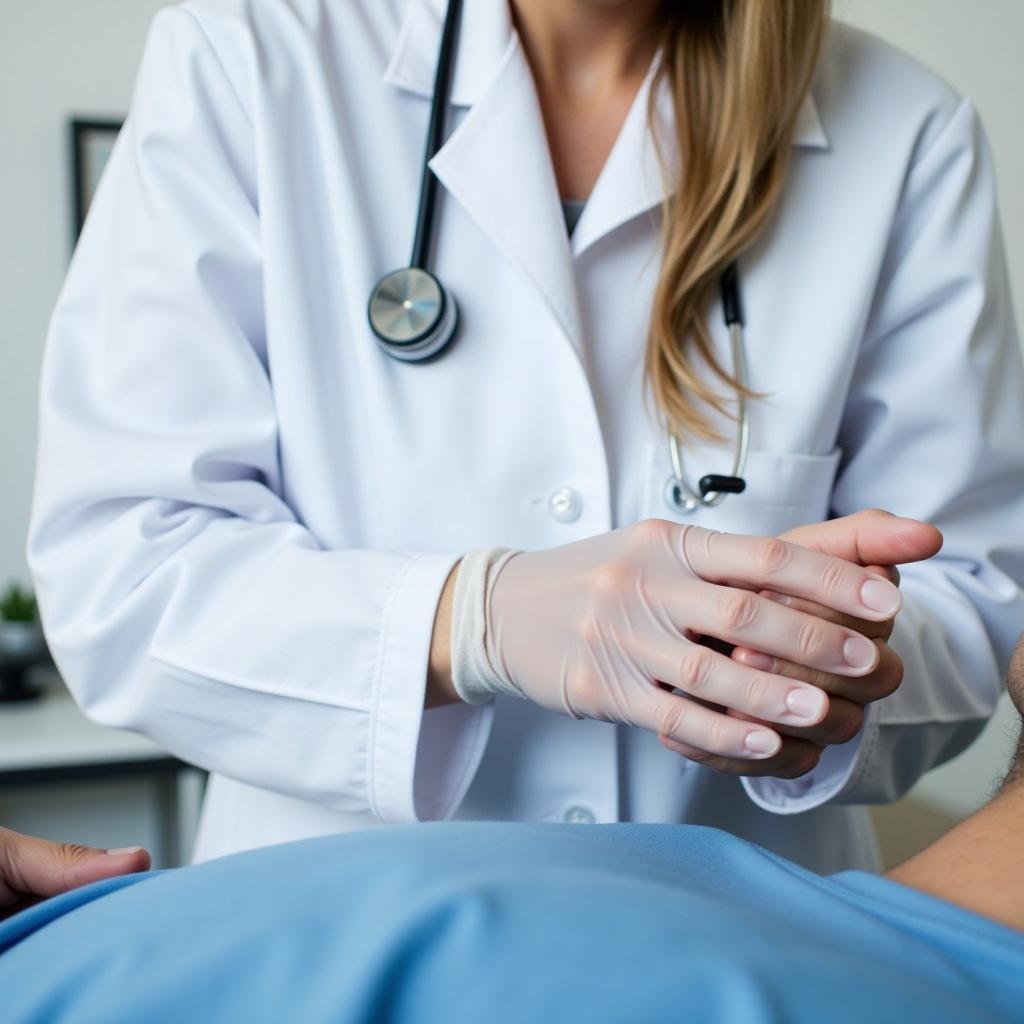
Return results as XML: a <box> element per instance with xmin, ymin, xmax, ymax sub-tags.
<box><xmin>646</xmin><ymin>0</ymin><xmax>828</xmax><ymax>443</ymax></box>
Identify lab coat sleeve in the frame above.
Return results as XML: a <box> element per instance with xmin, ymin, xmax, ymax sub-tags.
<box><xmin>743</xmin><ymin>97</ymin><xmax>1024</xmax><ymax>813</ymax></box>
<box><xmin>26</xmin><ymin>7</ymin><xmax>493</xmax><ymax>825</ymax></box>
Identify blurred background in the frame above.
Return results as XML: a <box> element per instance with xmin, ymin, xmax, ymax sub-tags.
<box><xmin>0</xmin><ymin>0</ymin><xmax>1021</xmax><ymax>868</ymax></box>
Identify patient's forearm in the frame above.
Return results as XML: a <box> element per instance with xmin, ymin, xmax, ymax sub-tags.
<box><xmin>886</xmin><ymin>781</ymin><xmax>1024</xmax><ymax>933</ymax></box>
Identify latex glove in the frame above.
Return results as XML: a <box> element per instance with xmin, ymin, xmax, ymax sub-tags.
<box><xmin>483</xmin><ymin>519</ymin><xmax>905</xmax><ymax>765</ymax></box>
<box><xmin>0</xmin><ymin>826</ymin><xmax>151</xmax><ymax>920</ymax></box>
<box><xmin>663</xmin><ymin>510</ymin><xmax>944</xmax><ymax>776</ymax></box>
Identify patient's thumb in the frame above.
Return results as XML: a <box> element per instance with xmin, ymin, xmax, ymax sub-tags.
<box><xmin>3</xmin><ymin>828</ymin><xmax>151</xmax><ymax>899</ymax></box>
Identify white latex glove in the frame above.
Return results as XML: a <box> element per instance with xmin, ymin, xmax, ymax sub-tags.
<box><xmin>476</xmin><ymin>519</ymin><xmax>903</xmax><ymax>764</ymax></box>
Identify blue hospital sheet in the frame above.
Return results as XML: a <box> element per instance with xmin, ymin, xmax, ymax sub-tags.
<box><xmin>0</xmin><ymin>823</ymin><xmax>1021</xmax><ymax>1022</ymax></box>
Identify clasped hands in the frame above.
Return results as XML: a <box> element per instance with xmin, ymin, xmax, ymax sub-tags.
<box><xmin>487</xmin><ymin>509</ymin><xmax>944</xmax><ymax>779</ymax></box>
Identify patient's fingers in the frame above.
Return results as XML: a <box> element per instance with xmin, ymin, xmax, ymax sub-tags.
<box><xmin>732</xmin><ymin>642</ymin><xmax>903</xmax><ymax>704</ymax></box>
<box><xmin>0</xmin><ymin>826</ymin><xmax>151</xmax><ymax>909</ymax></box>
<box><xmin>659</xmin><ymin>733</ymin><xmax>822</xmax><ymax>779</ymax></box>
<box><xmin>757</xmin><ymin>590</ymin><xmax>895</xmax><ymax>643</ymax></box>
<box><xmin>770</xmin><ymin>694</ymin><xmax>865</xmax><ymax>746</ymax></box>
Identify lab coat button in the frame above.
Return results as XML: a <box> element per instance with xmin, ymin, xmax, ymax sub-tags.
<box><xmin>549</xmin><ymin>487</ymin><xmax>582</xmax><ymax>523</ymax></box>
<box><xmin>563</xmin><ymin>805</ymin><xmax>596</xmax><ymax>825</ymax></box>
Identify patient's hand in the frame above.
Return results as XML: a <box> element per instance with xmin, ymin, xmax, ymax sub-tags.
<box><xmin>661</xmin><ymin>510</ymin><xmax>943</xmax><ymax>778</ymax></box>
<box><xmin>0</xmin><ymin>826</ymin><xmax>151</xmax><ymax>920</ymax></box>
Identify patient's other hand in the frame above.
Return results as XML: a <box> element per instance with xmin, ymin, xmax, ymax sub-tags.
<box><xmin>0</xmin><ymin>826</ymin><xmax>151</xmax><ymax>920</ymax></box>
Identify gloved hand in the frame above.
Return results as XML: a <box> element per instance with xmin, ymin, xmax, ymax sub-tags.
<box><xmin>472</xmin><ymin>518</ymin><xmax>907</xmax><ymax>764</ymax></box>
<box><xmin>665</xmin><ymin>510</ymin><xmax>944</xmax><ymax>777</ymax></box>
<box><xmin>0</xmin><ymin>826</ymin><xmax>151</xmax><ymax>920</ymax></box>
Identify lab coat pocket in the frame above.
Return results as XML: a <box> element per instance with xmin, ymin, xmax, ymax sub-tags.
<box><xmin>639</xmin><ymin>442</ymin><xmax>843</xmax><ymax>539</ymax></box>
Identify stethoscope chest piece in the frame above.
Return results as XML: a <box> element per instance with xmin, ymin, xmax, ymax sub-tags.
<box><xmin>368</xmin><ymin>267</ymin><xmax>459</xmax><ymax>363</ymax></box>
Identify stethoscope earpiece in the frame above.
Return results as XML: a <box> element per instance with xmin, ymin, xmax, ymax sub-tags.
<box><xmin>368</xmin><ymin>267</ymin><xmax>459</xmax><ymax>362</ymax></box>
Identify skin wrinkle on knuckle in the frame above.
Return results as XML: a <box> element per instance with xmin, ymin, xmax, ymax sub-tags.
<box><xmin>655</xmin><ymin>697</ymin><xmax>688</xmax><ymax>741</ymax></box>
<box><xmin>742</xmin><ymin>672</ymin><xmax>770</xmax><ymax>713</ymax></box>
<box><xmin>753</xmin><ymin>537</ymin><xmax>792</xmax><ymax>576</ymax></box>
<box><xmin>589</xmin><ymin>560</ymin><xmax>635</xmax><ymax>602</ymax></box>
<box><xmin>818</xmin><ymin>556</ymin><xmax>849</xmax><ymax>602</ymax></box>
<box><xmin>795</xmin><ymin>618</ymin><xmax>826</xmax><ymax>662</ymax></box>
<box><xmin>705</xmin><ymin>715</ymin><xmax>732</xmax><ymax>755</ymax></box>
<box><xmin>678</xmin><ymin>647</ymin><xmax>714</xmax><ymax>693</ymax></box>
<box><xmin>719</xmin><ymin>591</ymin><xmax>759</xmax><ymax>633</ymax></box>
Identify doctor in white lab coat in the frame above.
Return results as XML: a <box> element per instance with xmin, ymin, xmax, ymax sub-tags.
<box><xmin>28</xmin><ymin>0</ymin><xmax>1024</xmax><ymax>873</ymax></box>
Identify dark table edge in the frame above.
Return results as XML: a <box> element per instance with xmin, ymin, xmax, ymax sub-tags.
<box><xmin>0</xmin><ymin>758</ymin><xmax>190</xmax><ymax>786</ymax></box>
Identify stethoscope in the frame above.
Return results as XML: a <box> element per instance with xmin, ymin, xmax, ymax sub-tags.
<box><xmin>366</xmin><ymin>0</ymin><xmax>749</xmax><ymax>512</ymax></box>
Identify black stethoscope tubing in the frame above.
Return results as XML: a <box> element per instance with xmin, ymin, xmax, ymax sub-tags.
<box><xmin>366</xmin><ymin>0</ymin><xmax>748</xmax><ymax>505</ymax></box>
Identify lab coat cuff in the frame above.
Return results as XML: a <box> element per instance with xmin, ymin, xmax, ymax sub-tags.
<box><xmin>740</xmin><ymin>701</ymin><xmax>882</xmax><ymax>815</ymax></box>
<box><xmin>368</xmin><ymin>551</ymin><xmax>492</xmax><ymax>825</ymax></box>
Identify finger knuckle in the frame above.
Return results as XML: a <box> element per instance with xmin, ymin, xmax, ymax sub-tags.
<box><xmin>566</xmin><ymin>668</ymin><xmax>603</xmax><ymax>717</ymax></box>
<box><xmin>743</xmin><ymin>673</ymin><xmax>770</xmax><ymax>712</ymax></box>
<box><xmin>588</xmin><ymin>559</ymin><xmax>638</xmax><ymax>602</ymax></box>
<box><xmin>628</xmin><ymin>518</ymin><xmax>673</xmax><ymax>552</ymax></box>
<box><xmin>655</xmin><ymin>698</ymin><xmax>688</xmax><ymax>741</ymax></box>
<box><xmin>796</xmin><ymin>619</ymin><xmax>826</xmax><ymax>661</ymax></box>
<box><xmin>678</xmin><ymin>648</ymin><xmax>714</xmax><ymax>693</ymax></box>
<box><xmin>819</xmin><ymin>557</ymin><xmax>849</xmax><ymax>600</ymax></box>
<box><xmin>705</xmin><ymin>716</ymin><xmax>732</xmax><ymax>755</ymax></box>
<box><xmin>719</xmin><ymin>592</ymin><xmax>759</xmax><ymax>633</ymax></box>
<box><xmin>753</xmin><ymin>537</ymin><xmax>792</xmax><ymax>576</ymax></box>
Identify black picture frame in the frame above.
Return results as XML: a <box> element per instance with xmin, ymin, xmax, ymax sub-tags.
<box><xmin>70</xmin><ymin>118</ymin><xmax>124</xmax><ymax>247</ymax></box>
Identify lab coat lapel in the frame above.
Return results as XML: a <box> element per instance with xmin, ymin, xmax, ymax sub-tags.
<box><xmin>385</xmin><ymin>0</ymin><xmax>583</xmax><ymax>354</ymax></box>
<box><xmin>384</xmin><ymin>0</ymin><xmax>831</xmax><ymax>349</ymax></box>
<box><xmin>571</xmin><ymin>69</ymin><xmax>831</xmax><ymax>259</ymax></box>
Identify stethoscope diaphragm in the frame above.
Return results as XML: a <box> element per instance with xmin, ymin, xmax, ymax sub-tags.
<box><xmin>368</xmin><ymin>267</ymin><xmax>458</xmax><ymax>362</ymax></box>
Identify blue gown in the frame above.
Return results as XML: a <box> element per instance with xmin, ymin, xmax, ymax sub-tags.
<box><xmin>1</xmin><ymin>823</ymin><xmax>1021</xmax><ymax>1023</ymax></box>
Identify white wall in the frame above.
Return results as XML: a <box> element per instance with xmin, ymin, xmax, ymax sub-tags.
<box><xmin>0</xmin><ymin>0</ymin><xmax>172</xmax><ymax>589</ymax></box>
<box><xmin>0</xmin><ymin>1</ymin><xmax>1021</xmax><ymax>856</ymax></box>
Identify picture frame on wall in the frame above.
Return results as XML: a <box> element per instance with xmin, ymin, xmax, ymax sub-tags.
<box><xmin>70</xmin><ymin>118</ymin><xmax>124</xmax><ymax>246</ymax></box>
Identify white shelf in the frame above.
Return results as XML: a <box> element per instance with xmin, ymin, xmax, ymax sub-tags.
<box><xmin>0</xmin><ymin>668</ymin><xmax>170</xmax><ymax>773</ymax></box>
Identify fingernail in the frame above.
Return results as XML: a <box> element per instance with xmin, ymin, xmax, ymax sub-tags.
<box><xmin>786</xmin><ymin>688</ymin><xmax>827</xmax><ymax>720</ymax></box>
<box><xmin>843</xmin><ymin>636</ymin><xmax>877</xmax><ymax>670</ymax></box>
<box><xmin>106</xmin><ymin>847</ymin><xmax>143</xmax><ymax>856</ymax></box>
<box><xmin>860</xmin><ymin>578</ymin><xmax>901</xmax><ymax>616</ymax></box>
<box><xmin>744</xmin><ymin>730</ymin><xmax>781</xmax><ymax>756</ymax></box>
<box><xmin>739</xmin><ymin>650</ymin><xmax>775</xmax><ymax>671</ymax></box>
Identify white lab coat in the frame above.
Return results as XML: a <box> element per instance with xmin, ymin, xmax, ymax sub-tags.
<box><xmin>28</xmin><ymin>0</ymin><xmax>1024</xmax><ymax>873</ymax></box>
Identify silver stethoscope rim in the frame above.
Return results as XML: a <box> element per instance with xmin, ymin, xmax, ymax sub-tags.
<box><xmin>667</xmin><ymin>320</ymin><xmax>750</xmax><ymax>513</ymax></box>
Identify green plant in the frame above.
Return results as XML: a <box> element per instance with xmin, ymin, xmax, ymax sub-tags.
<box><xmin>0</xmin><ymin>583</ymin><xmax>38</xmax><ymax>623</ymax></box>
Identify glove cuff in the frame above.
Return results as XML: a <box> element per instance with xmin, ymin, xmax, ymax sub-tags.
<box><xmin>450</xmin><ymin>546</ymin><xmax>523</xmax><ymax>705</ymax></box>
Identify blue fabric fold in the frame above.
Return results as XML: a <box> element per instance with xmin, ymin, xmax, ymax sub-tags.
<box><xmin>0</xmin><ymin>824</ymin><xmax>1019</xmax><ymax>1023</ymax></box>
